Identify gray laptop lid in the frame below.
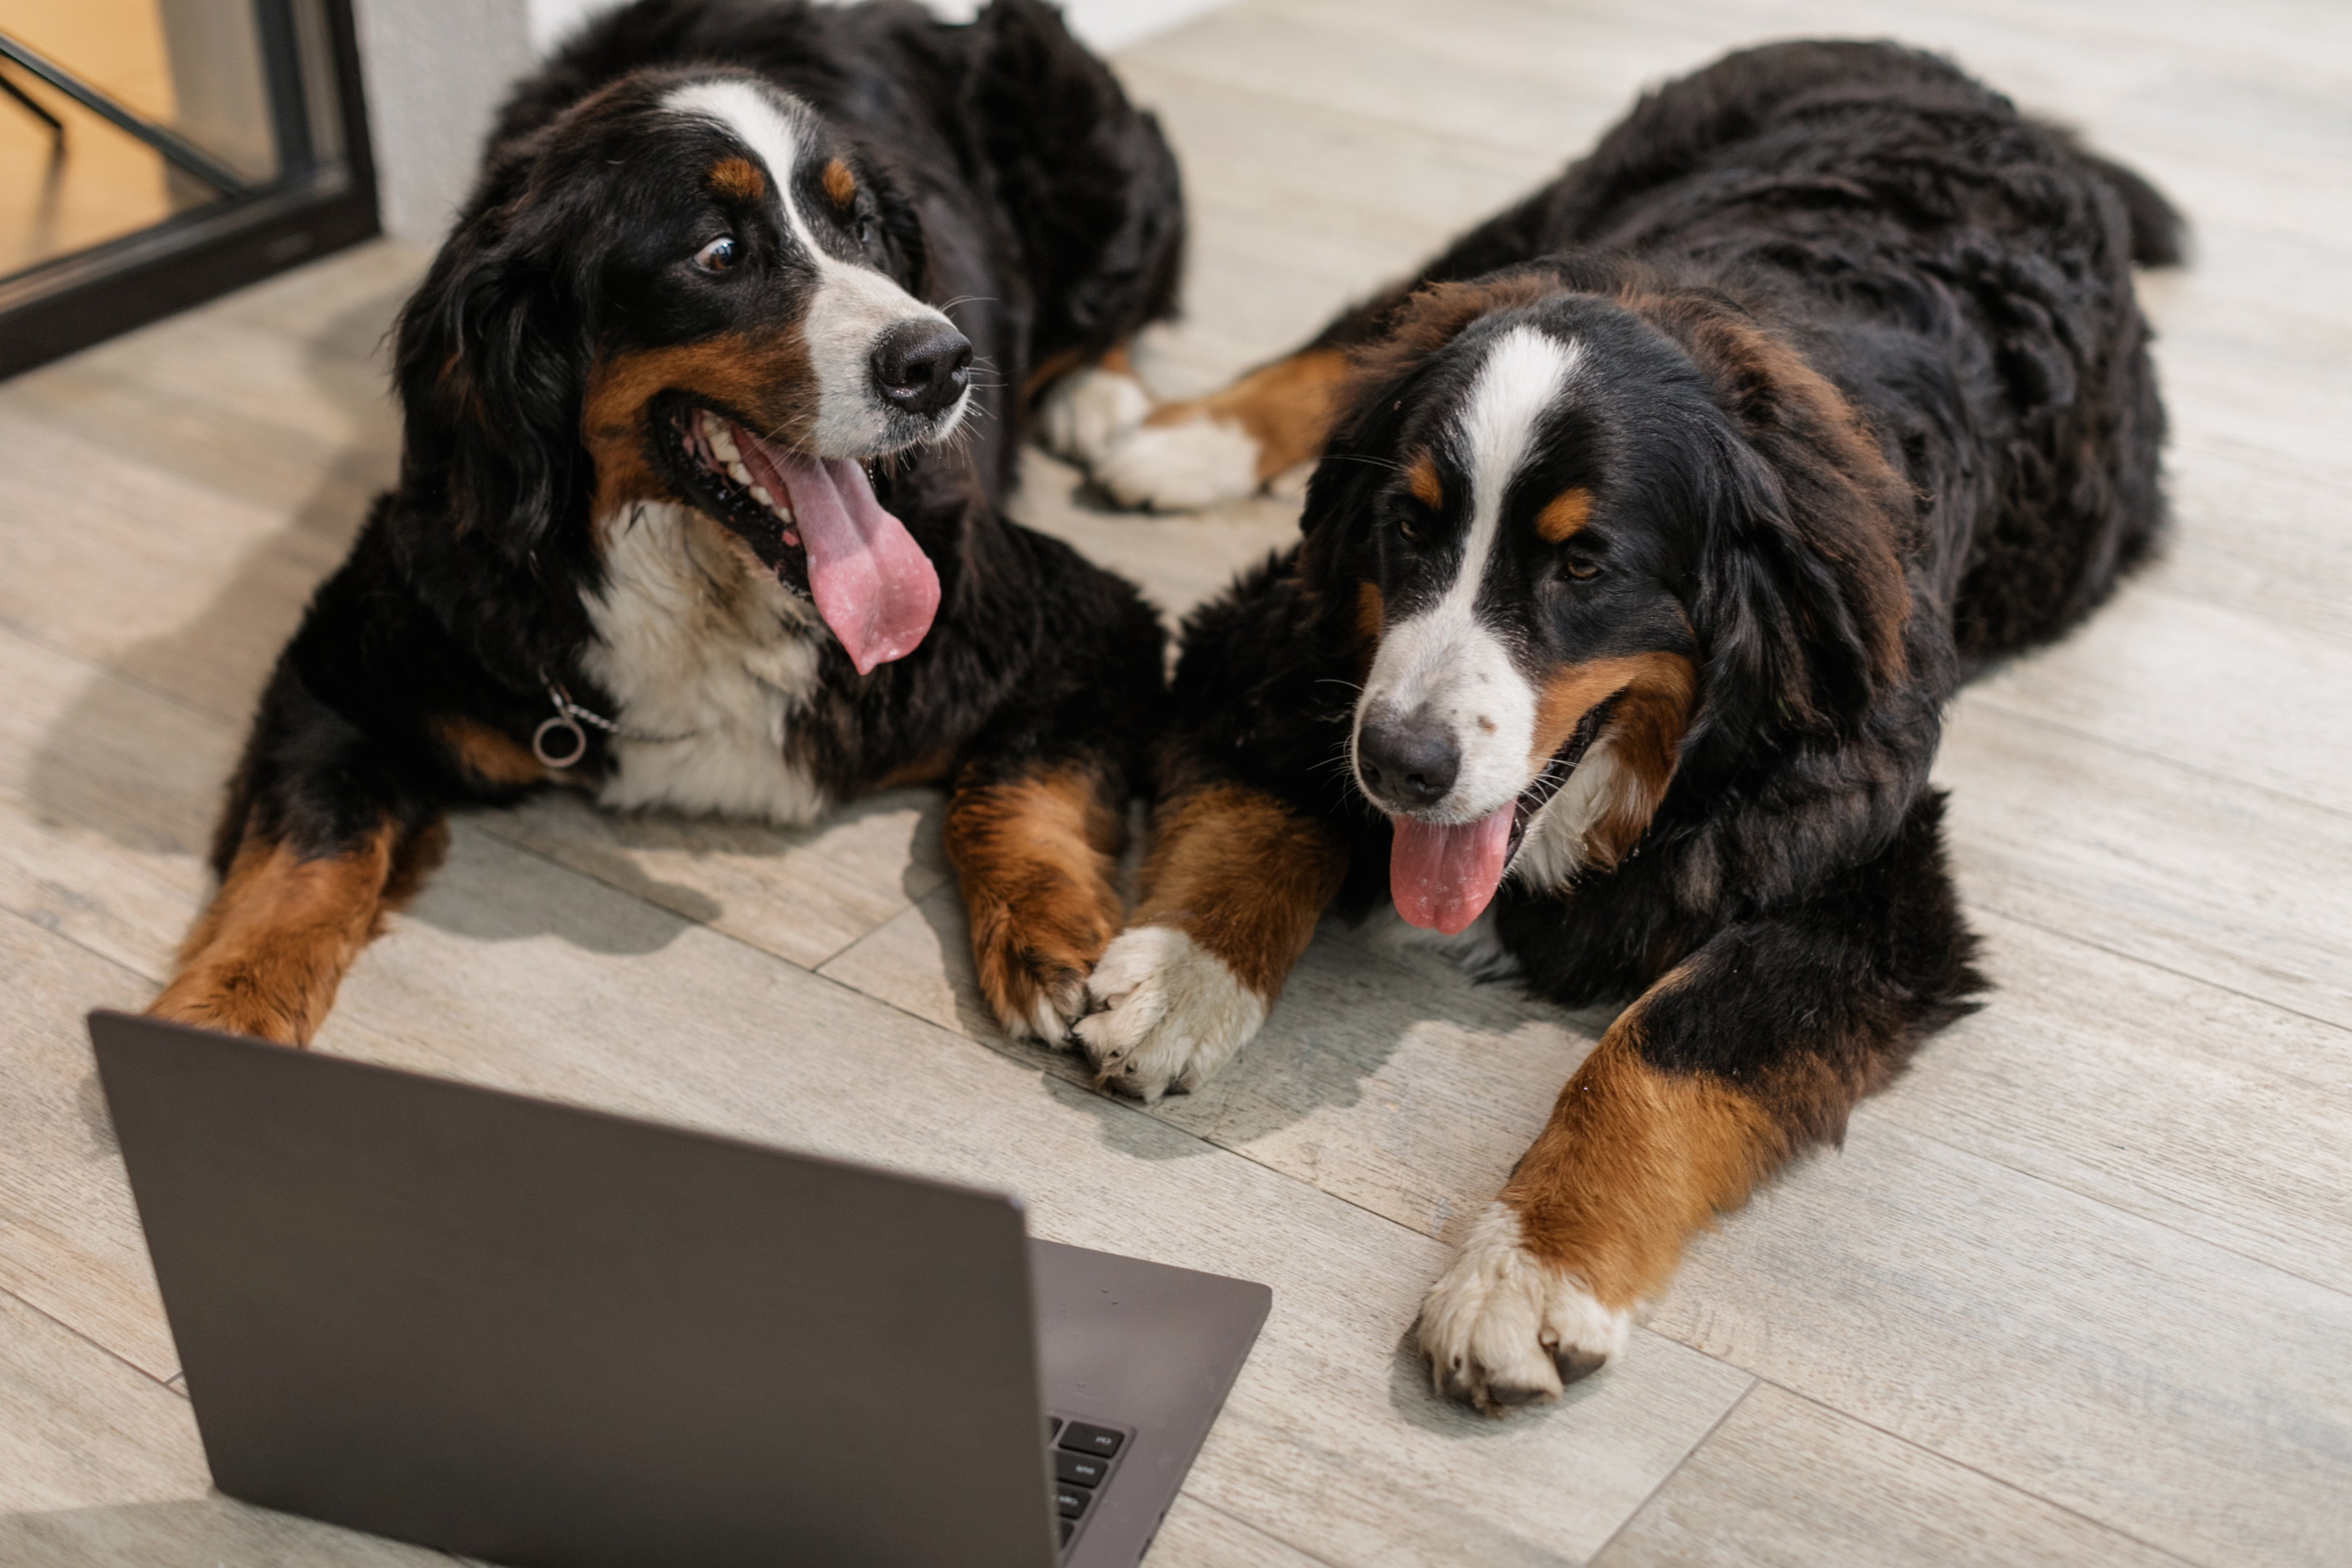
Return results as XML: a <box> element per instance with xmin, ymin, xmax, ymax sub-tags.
<box><xmin>90</xmin><ymin>1009</ymin><xmax>1062</xmax><ymax>1568</ymax></box>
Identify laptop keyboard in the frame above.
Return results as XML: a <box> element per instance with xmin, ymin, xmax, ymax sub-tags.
<box><xmin>1045</xmin><ymin>1414</ymin><xmax>1131</xmax><ymax>1553</ymax></box>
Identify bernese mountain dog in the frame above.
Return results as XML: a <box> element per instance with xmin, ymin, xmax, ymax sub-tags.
<box><xmin>147</xmin><ymin>0</ymin><xmax>1185</xmax><ymax>1048</ymax></box>
<box><xmin>1056</xmin><ymin>41</ymin><xmax>2182</xmax><ymax>1411</ymax></box>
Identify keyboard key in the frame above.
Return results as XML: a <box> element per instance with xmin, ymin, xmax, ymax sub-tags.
<box><xmin>1055</xmin><ymin>1450</ymin><xmax>1111</xmax><ymax>1488</ymax></box>
<box><xmin>1058</xmin><ymin>1421</ymin><xmax>1124</xmax><ymax>1458</ymax></box>
<box><xmin>1053</xmin><ymin>1483</ymin><xmax>1093</xmax><ymax>1519</ymax></box>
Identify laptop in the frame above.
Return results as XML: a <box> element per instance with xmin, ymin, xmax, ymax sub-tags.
<box><xmin>88</xmin><ymin>1010</ymin><xmax>1270</xmax><ymax>1568</ymax></box>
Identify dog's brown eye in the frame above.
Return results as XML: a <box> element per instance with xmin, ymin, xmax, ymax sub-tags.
<box><xmin>1564</xmin><ymin>556</ymin><xmax>1601</xmax><ymax>581</ymax></box>
<box><xmin>695</xmin><ymin>235</ymin><xmax>738</xmax><ymax>273</ymax></box>
<box><xmin>1398</xmin><ymin>515</ymin><xmax>1419</xmax><ymax>543</ymax></box>
<box><xmin>855</xmin><ymin>216</ymin><xmax>875</xmax><ymax>248</ymax></box>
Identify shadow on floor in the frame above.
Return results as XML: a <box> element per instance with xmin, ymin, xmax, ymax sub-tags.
<box><xmin>0</xmin><ymin>1496</ymin><xmax>439</xmax><ymax>1566</ymax></box>
<box><xmin>911</xmin><ymin>884</ymin><xmax>1606</xmax><ymax>1163</ymax></box>
<box><xmin>22</xmin><ymin>272</ymin><xmax>409</xmax><ymax>874</ymax></box>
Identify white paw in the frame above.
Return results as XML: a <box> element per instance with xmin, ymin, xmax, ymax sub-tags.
<box><xmin>1416</xmin><ymin>1201</ymin><xmax>1630</xmax><ymax>1415</ymax></box>
<box><xmin>1071</xmin><ymin>925</ymin><xmax>1267</xmax><ymax>1102</ymax></box>
<box><xmin>1037</xmin><ymin>367</ymin><xmax>1152</xmax><ymax>467</ymax></box>
<box><xmin>1094</xmin><ymin>416</ymin><xmax>1262</xmax><ymax>511</ymax></box>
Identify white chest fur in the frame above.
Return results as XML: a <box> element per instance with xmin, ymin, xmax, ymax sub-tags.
<box><xmin>579</xmin><ymin>502</ymin><xmax>831</xmax><ymax>825</ymax></box>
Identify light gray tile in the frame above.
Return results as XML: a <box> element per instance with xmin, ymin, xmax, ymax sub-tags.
<box><xmin>1590</xmin><ymin>1384</ymin><xmax>2183</xmax><ymax>1568</ymax></box>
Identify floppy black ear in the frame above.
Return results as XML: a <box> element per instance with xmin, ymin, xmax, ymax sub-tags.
<box><xmin>1292</xmin><ymin>357</ymin><xmax>1418</xmax><ymax>654</ymax></box>
<box><xmin>1686</xmin><ymin>420</ymin><xmax>1895</xmax><ymax>740</ymax></box>
<box><xmin>867</xmin><ymin>160</ymin><xmax>931</xmax><ymax>294</ymax></box>
<box><xmin>1629</xmin><ymin>291</ymin><xmax>1914</xmax><ymax>743</ymax></box>
<box><xmin>392</xmin><ymin>184</ymin><xmax>602</xmax><ymax>563</ymax></box>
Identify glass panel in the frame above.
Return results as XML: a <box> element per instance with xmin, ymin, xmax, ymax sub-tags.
<box><xmin>0</xmin><ymin>0</ymin><xmax>358</xmax><ymax>279</ymax></box>
<box><xmin>0</xmin><ymin>0</ymin><xmax>198</xmax><ymax>271</ymax></box>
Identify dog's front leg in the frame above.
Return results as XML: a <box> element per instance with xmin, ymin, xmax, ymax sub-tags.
<box><xmin>946</xmin><ymin>754</ymin><xmax>1132</xmax><ymax>1046</ymax></box>
<box><xmin>1073</xmin><ymin>780</ymin><xmax>1347</xmax><ymax>1101</ymax></box>
<box><xmin>151</xmin><ymin>667</ymin><xmax>453</xmax><ymax>1045</ymax></box>
<box><xmin>153</xmin><ymin>814</ymin><xmax>446</xmax><ymax>1045</ymax></box>
<box><xmin>1413</xmin><ymin>1006</ymin><xmax>1779</xmax><ymax>1412</ymax></box>
<box><xmin>1417</xmin><ymin>796</ymin><xmax>1980</xmax><ymax>1411</ymax></box>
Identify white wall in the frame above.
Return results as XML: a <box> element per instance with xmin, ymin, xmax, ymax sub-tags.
<box><xmin>354</xmin><ymin>0</ymin><xmax>1226</xmax><ymax>247</ymax></box>
<box><xmin>350</xmin><ymin>0</ymin><xmax>536</xmax><ymax>244</ymax></box>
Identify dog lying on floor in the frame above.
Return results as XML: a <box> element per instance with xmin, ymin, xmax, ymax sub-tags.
<box><xmin>1054</xmin><ymin>41</ymin><xmax>2181</xmax><ymax>1412</ymax></box>
<box><xmin>149</xmin><ymin>0</ymin><xmax>1185</xmax><ymax>1047</ymax></box>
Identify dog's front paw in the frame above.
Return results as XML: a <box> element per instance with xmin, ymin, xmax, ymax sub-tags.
<box><xmin>968</xmin><ymin>897</ymin><xmax>1119</xmax><ymax>1047</ymax></box>
<box><xmin>1071</xmin><ymin>925</ymin><xmax>1266</xmax><ymax>1101</ymax></box>
<box><xmin>1416</xmin><ymin>1201</ymin><xmax>1630</xmax><ymax>1416</ymax></box>
<box><xmin>1093</xmin><ymin>415</ymin><xmax>1263</xmax><ymax>511</ymax></box>
<box><xmin>1037</xmin><ymin>364</ymin><xmax>1152</xmax><ymax>467</ymax></box>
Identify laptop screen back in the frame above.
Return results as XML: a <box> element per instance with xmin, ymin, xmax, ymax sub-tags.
<box><xmin>90</xmin><ymin>1010</ymin><xmax>1059</xmax><ymax>1568</ymax></box>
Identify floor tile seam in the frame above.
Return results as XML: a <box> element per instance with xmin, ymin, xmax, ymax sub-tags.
<box><xmin>2165</xmin><ymin>393</ymin><xmax>2352</xmax><ymax>434</ymax></box>
<box><xmin>25</xmin><ymin>601</ymin><xmax>2340</xmax><ymax>1387</ymax></box>
<box><xmin>0</xmin><ymin>404</ymin><xmax>399</xmax><ymax>534</ymax></box>
<box><xmin>1111</xmin><ymin>53</ymin><xmax>1571</xmax><ymax>162</ymax></box>
<box><xmin>0</xmin><ymin>619</ymin><xmax>934</xmax><ymax>968</ymax></box>
<box><xmin>0</xmin><ymin>1278</ymin><xmax>179</xmax><ymax>1397</ymax></box>
<box><xmin>5</xmin><ymin>340</ymin><xmax>399</xmax><ymax>422</ymax></box>
<box><xmin>12</xmin><ymin>650</ymin><xmax>2346</xmax><ymax>1304</ymax></box>
<box><xmin>1956</xmin><ymin>894</ymin><xmax>2352</xmax><ymax>1040</ymax></box>
<box><xmin>0</xmin><ymin>894</ymin><xmax>162</xmax><ymax>989</ymax></box>
<box><xmin>0</xmin><ymin>615</ymin><xmax>252</xmax><ymax>733</ymax></box>
<box><xmin>460</xmin><ymin>813</ymin><xmax>920</xmax><ymax>973</ymax></box>
<box><xmin>26</xmin><ymin>822</ymin><xmax>2344</xmax><ymax>1390</ymax></box>
<box><xmin>759</xmin><ymin>907</ymin><xmax>1691</xmax><ymax>1289</ymax></box>
<box><xmin>11</xmin><ymin>823</ymin><xmax>1698</xmax><ymax>1545</ymax></box>
<box><xmin>797</xmin><ymin>877</ymin><xmax>2352</xmax><ymax>1304</ymax></box>
<box><xmin>0</xmin><ymin>761</ymin><xmax>1526</xmax><ymax>1278</ymax></box>
<box><xmin>1177</xmin><ymin>181</ymin><xmax>1539</xmax><ymax>244</ymax></box>
<box><xmin>477</xmin><ymin>825</ymin><xmax>1464</xmax><ymax>1250</ymax></box>
<box><xmin>1744</xmin><ymin>1378</ymin><xmax>2217</xmax><ymax>1568</ymax></box>
<box><xmin>2128</xmin><ymin>597</ymin><xmax>2352</xmax><ymax>657</ymax></box>
<box><xmin>1858</xmin><ymin>1102</ymin><xmax>2352</xmax><ymax>1307</ymax></box>
<box><xmin>1957</xmin><ymin>690</ymin><xmax>2352</xmax><ymax>822</ymax></box>
<box><xmin>2111</xmin><ymin>575</ymin><xmax>2352</xmax><ymax>658</ymax></box>
<box><xmin>1175</xmin><ymin>1488</ymin><xmax>1354</xmax><ymax>1568</ymax></box>
<box><xmin>1580</xmin><ymin>1379</ymin><xmax>1758</xmax><ymax>1567</ymax></box>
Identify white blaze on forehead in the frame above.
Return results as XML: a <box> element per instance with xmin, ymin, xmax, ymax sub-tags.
<box><xmin>661</xmin><ymin>78</ymin><xmax>965</xmax><ymax>457</ymax></box>
<box><xmin>1355</xmin><ymin>325</ymin><xmax>1583</xmax><ymax>822</ymax></box>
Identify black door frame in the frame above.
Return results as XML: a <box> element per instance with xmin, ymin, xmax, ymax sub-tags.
<box><xmin>0</xmin><ymin>0</ymin><xmax>380</xmax><ymax>380</ymax></box>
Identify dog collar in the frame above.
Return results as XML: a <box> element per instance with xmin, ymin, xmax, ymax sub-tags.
<box><xmin>533</xmin><ymin>677</ymin><xmax>696</xmax><ymax>769</ymax></box>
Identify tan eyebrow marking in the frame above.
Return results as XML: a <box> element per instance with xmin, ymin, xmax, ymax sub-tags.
<box><xmin>822</xmin><ymin>156</ymin><xmax>857</xmax><ymax>209</ymax></box>
<box><xmin>709</xmin><ymin>156</ymin><xmax>764</xmax><ymax>201</ymax></box>
<box><xmin>1405</xmin><ymin>449</ymin><xmax>1444</xmax><ymax>509</ymax></box>
<box><xmin>1536</xmin><ymin>486</ymin><xmax>1595</xmax><ymax>542</ymax></box>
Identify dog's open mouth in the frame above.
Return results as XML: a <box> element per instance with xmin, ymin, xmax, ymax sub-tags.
<box><xmin>1390</xmin><ymin>692</ymin><xmax>1622</xmax><ymax>935</ymax></box>
<box><xmin>659</xmin><ymin>396</ymin><xmax>941</xmax><ymax>674</ymax></box>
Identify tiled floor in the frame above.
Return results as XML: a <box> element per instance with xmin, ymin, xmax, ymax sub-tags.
<box><xmin>2</xmin><ymin>0</ymin><xmax>2347</xmax><ymax>1563</ymax></box>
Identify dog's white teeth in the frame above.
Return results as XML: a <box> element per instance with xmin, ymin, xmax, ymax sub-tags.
<box><xmin>727</xmin><ymin>460</ymin><xmax>754</xmax><ymax>487</ymax></box>
<box><xmin>709</xmin><ymin>420</ymin><xmax>742</xmax><ymax>464</ymax></box>
<box><xmin>750</xmin><ymin>484</ymin><xmax>776</xmax><ymax>508</ymax></box>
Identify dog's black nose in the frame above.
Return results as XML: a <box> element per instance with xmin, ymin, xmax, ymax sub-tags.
<box><xmin>870</xmin><ymin>319</ymin><xmax>973</xmax><ymax>419</ymax></box>
<box><xmin>1357</xmin><ymin>715</ymin><xmax>1460</xmax><ymax>811</ymax></box>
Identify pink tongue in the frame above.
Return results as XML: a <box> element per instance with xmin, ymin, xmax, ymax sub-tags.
<box><xmin>1390</xmin><ymin>804</ymin><xmax>1514</xmax><ymax>934</ymax></box>
<box><xmin>737</xmin><ymin>431</ymin><xmax>941</xmax><ymax>674</ymax></box>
